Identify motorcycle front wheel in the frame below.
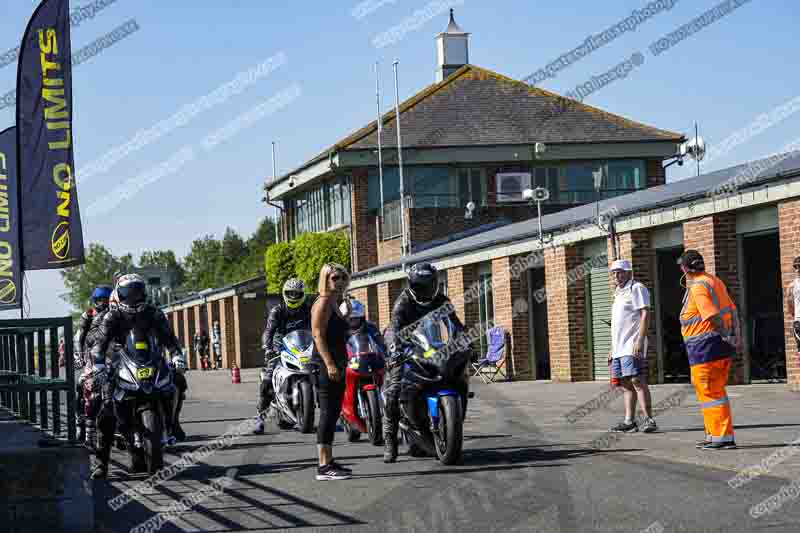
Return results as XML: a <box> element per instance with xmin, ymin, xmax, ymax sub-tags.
<box><xmin>365</xmin><ymin>389</ymin><xmax>383</xmax><ymax>446</ymax></box>
<box><xmin>298</xmin><ymin>381</ymin><xmax>315</xmax><ymax>434</ymax></box>
<box><xmin>434</xmin><ymin>395</ymin><xmax>463</xmax><ymax>465</ymax></box>
<box><xmin>141</xmin><ymin>407</ymin><xmax>164</xmax><ymax>474</ymax></box>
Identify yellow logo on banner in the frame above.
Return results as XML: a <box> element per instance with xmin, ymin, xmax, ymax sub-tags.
<box><xmin>51</xmin><ymin>221</ymin><xmax>70</xmax><ymax>259</ymax></box>
<box><xmin>0</xmin><ymin>278</ymin><xmax>16</xmax><ymax>304</ymax></box>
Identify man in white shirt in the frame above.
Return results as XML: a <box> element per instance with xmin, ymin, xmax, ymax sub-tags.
<box><xmin>786</xmin><ymin>256</ymin><xmax>800</xmax><ymax>353</ymax></box>
<box><xmin>608</xmin><ymin>259</ymin><xmax>657</xmax><ymax>433</ymax></box>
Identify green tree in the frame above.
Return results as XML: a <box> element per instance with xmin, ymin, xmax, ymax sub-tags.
<box><xmin>265</xmin><ymin>242</ymin><xmax>295</xmax><ymax>294</ymax></box>
<box><xmin>60</xmin><ymin>244</ymin><xmax>135</xmax><ymax>311</ymax></box>
<box><xmin>182</xmin><ymin>235</ymin><xmax>224</xmax><ymax>291</ymax></box>
<box><xmin>293</xmin><ymin>231</ymin><xmax>350</xmax><ymax>292</ymax></box>
<box><xmin>139</xmin><ymin>249</ymin><xmax>186</xmax><ymax>285</ymax></box>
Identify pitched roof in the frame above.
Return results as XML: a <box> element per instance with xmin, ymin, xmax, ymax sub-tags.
<box><xmin>265</xmin><ymin>65</ymin><xmax>683</xmax><ymax>189</ymax></box>
<box><xmin>354</xmin><ymin>150</ymin><xmax>800</xmax><ymax>279</ymax></box>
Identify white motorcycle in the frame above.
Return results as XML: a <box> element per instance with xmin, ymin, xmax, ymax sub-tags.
<box><xmin>262</xmin><ymin>329</ymin><xmax>317</xmax><ymax>434</ymax></box>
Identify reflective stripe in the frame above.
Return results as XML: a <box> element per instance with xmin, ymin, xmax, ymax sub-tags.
<box><xmin>701</xmin><ymin>396</ymin><xmax>730</xmax><ymax>409</ymax></box>
<box><xmin>681</xmin><ymin>276</ymin><xmax>735</xmax><ymax>335</ymax></box>
<box><xmin>710</xmin><ymin>434</ymin><xmax>735</xmax><ymax>443</ymax></box>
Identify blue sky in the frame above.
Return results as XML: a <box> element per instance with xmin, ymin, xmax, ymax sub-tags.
<box><xmin>0</xmin><ymin>0</ymin><xmax>796</xmax><ymax>318</ymax></box>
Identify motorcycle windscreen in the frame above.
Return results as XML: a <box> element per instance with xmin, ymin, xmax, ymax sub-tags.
<box><xmin>346</xmin><ymin>332</ymin><xmax>385</xmax><ymax>370</ymax></box>
<box><xmin>282</xmin><ymin>330</ymin><xmax>314</xmax><ymax>357</ymax></box>
<box><xmin>124</xmin><ymin>330</ymin><xmax>162</xmax><ymax>366</ymax></box>
<box><xmin>408</xmin><ymin>314</ymin><xmax>467</xmax><ymax>380</ymax></box>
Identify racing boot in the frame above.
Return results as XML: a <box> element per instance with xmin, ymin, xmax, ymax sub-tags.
<box><xmin>382</xmin><ymin>416</ymin><xmax>399</xmax><ymax>463</ymax></box>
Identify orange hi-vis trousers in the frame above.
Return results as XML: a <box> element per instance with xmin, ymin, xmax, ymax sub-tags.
<box><xmin>690</xmin><ymin>358</ymin><xmax>734</xmax><ymax>443</ymax></box>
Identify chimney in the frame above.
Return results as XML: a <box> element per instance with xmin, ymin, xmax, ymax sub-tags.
<box><xmin>436</xmin><ymin>9</ymin><xmax>470</xmax><ymax>82</ymax></box>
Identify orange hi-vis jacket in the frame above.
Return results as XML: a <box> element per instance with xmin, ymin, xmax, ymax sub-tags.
<box><xmin>680</xmin><ymin>272</ymin><xmax>737</xmax><ymax>367</ymax></box>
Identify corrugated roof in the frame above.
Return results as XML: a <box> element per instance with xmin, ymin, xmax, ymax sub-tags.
<box><xmin>354</xmin><ymin>150</ymin><xmax>800</xmax><ymax>278</ymax></box>
<box><xmin>265</xmin><ymin>65</ymin><xmax>683</xmax><ymax>190</ymax></box>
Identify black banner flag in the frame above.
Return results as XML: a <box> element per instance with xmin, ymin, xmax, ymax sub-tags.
<box><xmin>17</xmin><ymin>0</ymin><xmax>85</xmax><ymax>270</ymax></box>
<box><xmin>0</xmin><ymin>127</ymin><xmax>22</xmax><ymax>310</ymax></box>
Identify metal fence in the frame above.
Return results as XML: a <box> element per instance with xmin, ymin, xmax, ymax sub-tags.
<box><xmin>0</xmin><ymin>317</ymin><xmax>76</xmax><ymax>442</ymax></box>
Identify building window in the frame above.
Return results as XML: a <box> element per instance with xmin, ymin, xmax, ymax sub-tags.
<box><xmin>438</xmin><ymin>270</ymin><xmax>448</xmax><ymax>297</ymax></box>
<box><xmin>533</xmin><ymin>160</ymin><xmax>645</xmax><ymax>204</ymax></box>
<box><xmin>288</xmin><ymin>176</ymin><xmax>352</xmax><ymax>238</ymax></box>
<box><xmin>458</xmin><ymin>168</ymin><xmax>487</xmax><ymax>207</ymax></box>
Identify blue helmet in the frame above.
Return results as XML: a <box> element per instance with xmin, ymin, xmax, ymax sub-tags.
<box><xmin>91</xmin><ymin>285</ymin><xmax>113</xmax><ymax>307</ymax></box>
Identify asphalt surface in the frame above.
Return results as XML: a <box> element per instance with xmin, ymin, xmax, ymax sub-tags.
<box><xmin>91</xmin><ymin>371</ymin><xmax>800</xmax><ymax>533</ymax></box>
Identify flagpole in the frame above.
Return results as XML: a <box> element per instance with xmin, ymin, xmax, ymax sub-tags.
<box><xmin>375</xmin><ymin>62</ymin><xmax>385</xmax><ymax>230</ymax></box>
<box><xmin>392</xmin><ymin>60</ymin><xmax>408</xmax><ymax>258</ymax></box>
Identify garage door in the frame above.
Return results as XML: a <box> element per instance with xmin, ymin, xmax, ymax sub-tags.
<box><xmin>589</xmin><ymin>267</ymin><xmax>612</xmax><ymax>380</ymax></box>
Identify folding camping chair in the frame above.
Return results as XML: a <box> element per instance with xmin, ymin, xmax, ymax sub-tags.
<box><xmin>471</xmin><ymin>326</ymin><xmax>509</xmax><ymax>384</ymax></box>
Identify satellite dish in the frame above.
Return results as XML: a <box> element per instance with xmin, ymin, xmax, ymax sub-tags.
<box><xmin>680</xmin><ymin>136</ymin><xmax>706</xmax><ymax>161</ymax></box>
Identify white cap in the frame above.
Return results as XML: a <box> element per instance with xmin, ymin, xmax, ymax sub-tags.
<box><xmin>610</xmin><ymin>259</ymin><xmax>633</xmax><ymax>272</ymax></box>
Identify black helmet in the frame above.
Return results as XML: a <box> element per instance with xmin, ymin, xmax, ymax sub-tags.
<box><xmin>407</xmin><ymin>263</ymin><xmax>439</xmax><ymax>307</ymax></box>
<box><xmin>677</xmin><ymin>249</ymin><xmax>705</xmax><ymax>273</ymax></box>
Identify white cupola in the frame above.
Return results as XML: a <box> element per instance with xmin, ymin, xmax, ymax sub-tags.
<box><xmin>436</xmin><ymin>9</ymin><xmax>470</xmax><ymax>82</ymax></box>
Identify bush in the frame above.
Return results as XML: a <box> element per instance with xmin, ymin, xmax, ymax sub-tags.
<box><xmin>293</xmin><ymin>232</ymin><xmax>351</xmax><ymax>292</ymax></box>
<box><xmin>264</xmin><ymin>242</ymin><xmax>295</xmax><ymax>294</ymax></box>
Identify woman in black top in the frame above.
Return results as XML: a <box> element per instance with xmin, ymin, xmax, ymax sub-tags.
<box><xmin>311</xmin><ymin>262</ymin><xmax>352</xmax><ymax>481</ymax></box>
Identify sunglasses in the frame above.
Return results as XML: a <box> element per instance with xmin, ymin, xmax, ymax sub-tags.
<box><xmin>330</xmin><ymin>275</ymin><xmax>344</xmax><ymax>281</ymax></box>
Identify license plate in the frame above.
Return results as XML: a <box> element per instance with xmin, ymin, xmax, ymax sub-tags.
<box><xmin>136</xmin><ymin>367</ymin><xmax>155</xmax><ymax>379</ymax></box>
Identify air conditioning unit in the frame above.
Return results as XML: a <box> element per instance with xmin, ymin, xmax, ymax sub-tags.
<box><xmin>496</xmin><ymin>172</ymin><xmax>532</xmax><ymax>203</ymax></box>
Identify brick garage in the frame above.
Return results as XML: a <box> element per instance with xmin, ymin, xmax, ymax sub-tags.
<box><xmin>683</xmin><ymin>213</ymin><xmax>745</xmax><ymax>385</ymax></box>
<box><xmin>492</xmin><ymin>255</ymin><xmax>532</xmax><ymax>379</ymax></box>
<box><xmin>544</xmin><ymin>244</ymin><xmax>590</xmax><ymax>382</ymax></box>
<box><xmin>779</xmin><ymin>199</ymin><xmax>800</xmax><ymax>390</ymax></box>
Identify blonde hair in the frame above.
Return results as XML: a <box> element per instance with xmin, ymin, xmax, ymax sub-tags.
<box><xmin>318</xmin><ymin>263</ymin><xmax>350</xmax><ymax>297</ymax></box>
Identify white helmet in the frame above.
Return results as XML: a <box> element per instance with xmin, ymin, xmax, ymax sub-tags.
<box><xmin>114</xmin><ymin>273</ymin><xmax>147</xmax><ymax>315</ymax></box>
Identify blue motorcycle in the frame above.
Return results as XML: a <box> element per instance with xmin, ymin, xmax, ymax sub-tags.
<box><xmin>396</xmin><ymin>314</ymin><xmax>470</xmax><ymax>465</ymax></box>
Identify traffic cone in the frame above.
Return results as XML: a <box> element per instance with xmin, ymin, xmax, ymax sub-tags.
<box><xmin>231</xmin><ymin>365</ymin><xmax>241</xmax><ymax>384</ymax></box>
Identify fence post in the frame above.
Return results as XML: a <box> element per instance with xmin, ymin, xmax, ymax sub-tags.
<box><xmin>49</xmin><ymin>327</ymin><xmax>60</xmax><ymax>437</ymax></box>
<box><xmin>64</xmin><ymin>320</ymin><xmax>76</xmax><ymax>442</ymax></box>
<box><xmin>26</xmin><ymin>332</ymin><xmax>36</xmax><ymax>424</ymax></box>
<box><xmin>38</xmin><ymin>329</ymin><xmax>48</xmax><ymax>430</ymax></box>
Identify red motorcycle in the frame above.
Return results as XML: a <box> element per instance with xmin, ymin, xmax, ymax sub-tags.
<box><xmin>340</xmin><ymin>330</ymin><xmax>385</xmax><ymax>445</ymax></box>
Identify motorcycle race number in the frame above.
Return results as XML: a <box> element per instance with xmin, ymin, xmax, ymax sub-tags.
<box><xmin>137</xmin><ymin>367</ymin><xmax>155</xmax><ymax>379</ymax></box>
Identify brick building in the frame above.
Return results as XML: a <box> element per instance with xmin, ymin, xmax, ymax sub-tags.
<box><xmin>162</xmin><ymin>277</ymin><xmax>280</xmax><ymax>370</ymax></box>
<box><xmin>258</xmin><ymin>11</ymin><xmax>800</xmax><ymax>388</ymax></box>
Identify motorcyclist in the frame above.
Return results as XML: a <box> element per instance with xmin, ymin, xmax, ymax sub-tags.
<box><xmin>382</xmin><ymin>262</ymin><xmax>466</xmax><ymax>463</ymax></box>
<box><xmin>340</xmin><ymin>298</ymin><xmax>385</xmax><ymax>351</ymax></box>
<box><xmin>88</xmin><ymin>274</ymin><xmax>187</xmax><ymax>479</ymax></box>
<box><xmin>75</xmin><ymin>285</ymin><xmax>112</xmax><ymax>444</ymax></box>
<box><xmin>194</xmin><ymin>328</ymin><xmax>210</xmax><ymax>370</ymax></box>
<box><xmin>253</xmin><ymin>278</ymin><xmax>314</xmax><ymax>435</ymax></box>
